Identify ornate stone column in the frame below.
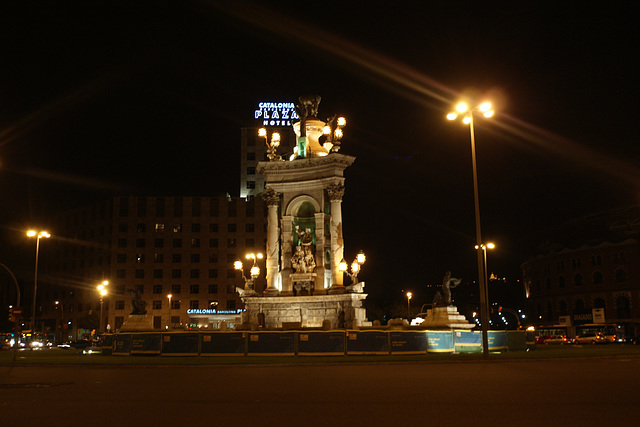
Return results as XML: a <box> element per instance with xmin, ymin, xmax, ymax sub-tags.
<box><xmin>280</xmin><ymin>215</ymin><xmax>293</xmax><ymax>295</ymax></box>
<box><xmin>313</xmin><ymin>212</ymin><xmax>326</xmax><ymax>294</ymax></box>
<box><xmin>262</xmin><ymin>188</ymin><xmax>281</xmax><ymax>296</ymax></box>
<box><xmin>327</xmin><ymin>183</ymin><xmax>345</xmax><ymax>294</ymax></box>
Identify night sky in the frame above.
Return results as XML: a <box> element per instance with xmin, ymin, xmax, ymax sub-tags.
<box><xmin>1</xmin><ymin>1</ymin><xmax>639</xmax><ymax>307</ymax></box>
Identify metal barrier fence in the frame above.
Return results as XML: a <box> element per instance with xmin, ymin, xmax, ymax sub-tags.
<box><xmin>103</xmin><ymin>330</ymin><xmax>531</xmax><ymax>356</ymax></box>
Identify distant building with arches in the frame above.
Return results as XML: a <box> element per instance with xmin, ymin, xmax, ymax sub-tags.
<box><xmin>521</xmin><ymin>207</ymin><xmax>640</xmax><ymax>337</ymax></box>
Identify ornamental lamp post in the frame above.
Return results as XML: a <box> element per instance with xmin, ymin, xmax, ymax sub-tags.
<box><xmin>323</xmin><ymin>116</ymin><xmax>347</xmax><ymax>153</ymax></box>
<box><xmin>258</xmin><ymin>128</ymin><xmax>282</xmax><ymax>161</ymax></box>
<box><xmin>447</xmin><ymin>101</ymin><xmax>495</xmax><ymax>359</ymax></box>
<box><xmin>339</xmin><ymin>251</ymin><xmax>366</xmax><ymax>284</ymax></box>
<box><xmin>235</xmin><ymin>252</ymin><xmax>263</xmax><ymax>294</ymax></box>
<box><xmin>26</xmin><ymin>230</ymin><xmax>50</xmax><ymax>331</ymax></box>
<box><xmin>406</xmin><ymin>291</ymin><xmax>413</xmax><ymax>320</ymax></box>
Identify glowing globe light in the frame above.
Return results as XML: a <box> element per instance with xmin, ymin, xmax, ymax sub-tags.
<box><xmin>456</xmin><ymin>102</ymin><xmax>468</xmax><ymax>113</ymax></box>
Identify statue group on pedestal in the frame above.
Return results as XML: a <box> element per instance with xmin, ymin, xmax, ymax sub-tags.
<box><xmin>433</xmin><ymin>271</ymin><xmax>462</xmax><ymax>307</ymax></box>
<box><xmin>291</xmin><ymin>225</ymin><xmax>316</xmax><ymax>274</ymax></box>
<box><xmin>128</xmin><ymin>288</ymin><xmax>147</xmax><ymax>315</ymax></box>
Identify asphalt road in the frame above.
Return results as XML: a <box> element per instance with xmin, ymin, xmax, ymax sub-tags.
<box><xmin>1</xmin><ymin>356</ymin><xmax>639</xmax><ymax>426</ymax></box>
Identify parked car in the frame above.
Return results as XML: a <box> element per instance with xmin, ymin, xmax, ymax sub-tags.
<box><xmin>67</xmin><ymin>339</ymin><xmax>91</xmax><ymax>349</ymax></box>
<box><xmin>536</xmin><ymin>335</ymin><xmax>551</xmax><ymax>344</ymax></box>
<box><xmin>573</xmin><ymin>333</ymin><xmax>607</xmax><ymax>344</ymax></box>
<box><xmin>544</xmin><ymin>335</ymin><xmax>568</xmax><ymax>345</ymax></box>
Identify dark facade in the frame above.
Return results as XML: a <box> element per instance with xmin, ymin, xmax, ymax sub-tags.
<box><xmin>40</xmin><ymin>195</ymin><xmax>267</xmax><ymax>339</ymax></box>
<box><xmin>521</xmin><ymin>207</ymin><xmax>640</xmax><ymax>335</ymax></box>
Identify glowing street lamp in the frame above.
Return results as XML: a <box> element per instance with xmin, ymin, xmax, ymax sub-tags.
<box><xmin>166</xmin><ymin>294</ymin><xmax>173</xmax><ymax>329</ymax></box>
<box><xmin>258</xmin><ymin>128</ymin><xmax>282</xmax><ymax>161</ymax></box>
<box><xmin>54</xmin><ymin>300</ymin><xmax>64</xmax><ymax>344</ymax></box>
<box><xmin>339</xmin><ymin>251</ymin><xmax>366</xmax><ymax>284</ymax></box>
<box><xmin>97</xmin><ymin>280</ymin><xmax>108</xmax><ymax>334</ymax></box>
<box><xmin>447</xmin><ymin>100</ymin><xmax>495</xmax><ymax>359</ymax></box>
<box><xmin>406</xmin><ymin>291</ymin><xmax>413</xmax><ymax>320</ymax></box>
<box><xmin>27</xmin><ymin>230</ymin><xmax>50</xmax><ymax>331</ymax></box>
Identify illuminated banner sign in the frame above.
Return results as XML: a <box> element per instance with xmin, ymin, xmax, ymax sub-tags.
<box><xmin>187</xmin><ymin>309</ymin><xmax>244</xmax><ymax>315</ymax></box>
<box><xmin>254</xmin><ymin>102</ymin><xmax>298</xmax><ymax>127</ymax></box>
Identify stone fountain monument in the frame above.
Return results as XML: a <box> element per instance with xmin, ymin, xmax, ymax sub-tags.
<box><xmin>239</xmin><ymin>95</ymin><xmax>370</xmax><ymax>329</ymax></box>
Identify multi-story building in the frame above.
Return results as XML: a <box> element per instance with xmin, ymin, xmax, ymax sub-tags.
<box><xmin>521</xmin><ymin>207</ymin><xmax>640</xmax><ymax>337</ymax></box>
<box><xmin>41</xmin><ymin>195</ymin><xmax>267</xmax><ymax>339</ymax></box>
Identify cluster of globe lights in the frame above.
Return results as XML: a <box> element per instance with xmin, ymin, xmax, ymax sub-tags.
<box><xmin>447</xmin><ymin>101</ymin><xmax>494</xmax><ymax>122</ymax></box>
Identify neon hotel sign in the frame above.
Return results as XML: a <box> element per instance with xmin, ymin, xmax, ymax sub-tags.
<box><xmin>254</xmin><ymin>102</ymin><xmax>298</xmax><ymax>127</ymax></box>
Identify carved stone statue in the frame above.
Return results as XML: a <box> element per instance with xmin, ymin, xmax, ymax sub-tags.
<box><xmin>295</xmin><ymin>225</ymin><xmax>314</xmax><ymax>246</ymax></box>
<box><xmin>128</xmin><ymin>288</ymin><xmax>147</xmax><ymax>315</ymax></box>
<box><xmin>291</xmin><ymin>245</ymin><xmax>316</xmax><ymax>273</ymax></box>
<box><xmin>292</xmin><ymin>226</ymin><xmax>316</xmax><ymax>273</ymax></box>
<box><xmin>303</xmin><ymin>245</ymin><xmax>316</xmax><ymax>272</ymax></box>
<box><xmin>291</xmin><ymin>245</ymin><xmax>304</xmax><ymax>272</ymax></box>
<box><xmin>442</xmin><ymin>271</ymin><xmax>462</xmax><ymax>306</ymax></box>
<box><xmin>295</xmin><ymin>95</ymin><xmax>321</xmax><ymax>141</ymax></box>
<box><xmin>296</xmin><ymin>95</ymin><xmax>321</xmax><ymax>119</ymax></box>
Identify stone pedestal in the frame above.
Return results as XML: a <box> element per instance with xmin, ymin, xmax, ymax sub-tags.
<box><xmin>119</xmin><ymin>314</ymin><xmax>154</xmax><ymax>332</ymax></box>
<box><xmin>419</xmin><ymin>306</ymin><xmax>474</xmax><ymax>329</ymax></box>
<box><xmin>290</xmin><ymin>272</ymin><xmax>316</xmax><ymax>296</ymax></box>
<box><xmin>242</xmin><ymin>293</ymin><xmax>370</xmax><ymax>329</ymax></box>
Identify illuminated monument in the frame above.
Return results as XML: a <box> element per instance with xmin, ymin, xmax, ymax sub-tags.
<box><xmin>239</xmin><ymin>95</ymin><xmax>371</xmax><ymax>328</ymax></box>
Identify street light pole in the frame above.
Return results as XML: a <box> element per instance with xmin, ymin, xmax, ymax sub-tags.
<box><xmin>167</xmin><ymin>294</ymin><xmax>173</xmax><ymax>329</ymax></box>
<box><xmin>406</xmin><ymin>292</ymin><xmax>412</xmax><ymax>320</ymax></box>
<box><xmin>447</xmin><ymin>102</ymin><xmax>495</xmax><ymax>359</ymax></box>
<box><xmin>55</xmin><ymin>301</ymin><xmax>63</xmax><ymax>344</ymax></box>
<box><xmin>27</xmin><ymin>230</ymin><xmax>50</xmax><ymax>331</ymax></box>
<box><xmin>97</xmin><ymin>280</ymin><xmax>108</xmax><ymax>335</ymax></box>
<box><xmin>469</xmin><ymin>114</ymin><xmax>490</xmax><ymax>359</ymax></box>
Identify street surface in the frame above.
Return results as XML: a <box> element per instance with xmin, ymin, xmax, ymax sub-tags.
<box><xmin>1</xmin><ymin>356</ymin><xmax>639</xmax><ymax>426</ymax></box>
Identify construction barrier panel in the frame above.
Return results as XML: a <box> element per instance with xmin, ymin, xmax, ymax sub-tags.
<box><xmin>162</xmin><ymin>332</ymin><xmax>199</xmax><ymax>356</ymax></box>
<box><xmin>113</xmin><ymin>334</ymin><xmax>131</xmax><ymax>356</ymax></box>
<box><xmin>507</xmin><ymin>331</ymin><xmax>527</xmax><ymax>351</ymax></box>
<box><xmin>454</xmin><ymin>330</ymin><xmax>482</xmax><ymax>353</ymax></box>
<box><xmin>346</xmin><ymin>330</ymin><xmax>389</xmax><ymax>355</ymax></box>
<box><xmin>130</xmin><ymin>333</ymin><xmax>162</xmax><ymax>355</ymax></box>
<box><xmin>105</xmin><ymin>329</ymin><xmax>534</xmax><ymax>356</ymax></box>
<box><xmin>101</xmin><ymin>334</ymin><xmax>114</xmax><ymax>355</ymax></box>
<box><xmin>200</xmin><ymin>332</ymin><xmax>246</xmax><ymax>356</ymax></box>
<box><xmin>426</xmin><ymin>330</ymin><xmax>455</xmax><ymax>353</ymax></box>
<box><xmin>297</xmin><ymin>331</ymin><xmax>345</xmax><ymax>356</ymax></box>
<box><xmin>247</xmin><ymin>331</ymin><xmax>295</xmax><ymax>356</ymax></box>
<box><xmin>389</xmin><ymin>331</ymin><xmax>427</xmax><ymax>355</ymax></box>
<box><xmin>488</xmin><ymin>331</ymin><xmax>508</xmax><ymax>351</ymax></box>
<box><xmin>525</xmin><ymin>330</ymin><xmax>537</xmax><ymax>350</ymax></box>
